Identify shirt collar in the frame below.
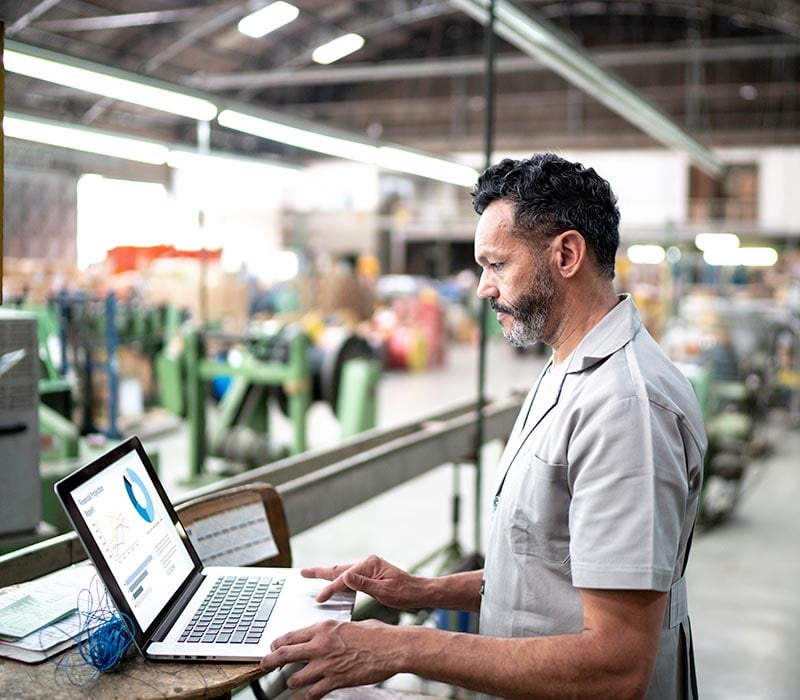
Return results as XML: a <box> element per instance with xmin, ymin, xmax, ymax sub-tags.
<box><xmin>561</xmin><ymin>293</ymin><xmax>641</xmax><ymax>375</ymax></box>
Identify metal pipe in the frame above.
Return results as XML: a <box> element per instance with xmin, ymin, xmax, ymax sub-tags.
<box><xmin>450</xmin><ymin>0</ymin><xmax>725</xmax><ymax>178</ymax></box>
<box><xmin>472</xmin><ymin>0</ymin><xmax>496</xmax><ymax>557</ymax></box>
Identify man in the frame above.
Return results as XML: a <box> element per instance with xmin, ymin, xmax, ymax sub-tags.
<box><xmin>260</xmin><ymin>153</ymin><xmax>706</xmax><ymax>700</ymax></box>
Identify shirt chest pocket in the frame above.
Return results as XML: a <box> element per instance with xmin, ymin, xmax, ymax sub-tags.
<box><xmin>506</xmin><ymin>454</ymin><xmax>571</xmax><ymax>565</ymax></box>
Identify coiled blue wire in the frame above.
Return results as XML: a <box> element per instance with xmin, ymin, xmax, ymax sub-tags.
<box><xmin>60</xmin><ymin>575</ymin><xmax>135</xmax><ymax>685</ymax></box>
<box><xmin>76</xmin><ymin>608</ymin><xmax>134</xmax><ymax>673</ymax></box>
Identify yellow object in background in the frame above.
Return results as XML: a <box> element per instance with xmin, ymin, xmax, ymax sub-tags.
<box><xmin>357</xmin><ymin>254</ymin><xmax>380</xmax><ymax>279</ymax></box>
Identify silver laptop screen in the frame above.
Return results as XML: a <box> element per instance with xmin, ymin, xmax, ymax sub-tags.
<box><xmin>70</xmin><ymin>448</ymin><xmax>195</xmax><ymax>630</ymax></box>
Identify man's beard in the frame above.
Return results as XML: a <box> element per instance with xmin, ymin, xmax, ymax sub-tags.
<box><xmin>490</xmin><ymin>270</ymin><xmax>558</xmax><ymax>348</ymax></box>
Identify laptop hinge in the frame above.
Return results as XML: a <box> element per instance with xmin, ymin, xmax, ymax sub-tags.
<box><xmin>150</xmin><ymin>571</ymin><xmax>205</xmax><ymax>643</ymax></box>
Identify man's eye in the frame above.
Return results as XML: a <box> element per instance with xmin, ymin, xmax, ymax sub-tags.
<box><xmin>491</xmin><ymin>262</ymin><xmax>504</xmax><ymax>271</ymax></box>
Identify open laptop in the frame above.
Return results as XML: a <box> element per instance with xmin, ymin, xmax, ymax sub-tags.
<box><xmin>55</xmin><ymin>435</ymin><xmax>354</xmax><ymax>661</ymax></box>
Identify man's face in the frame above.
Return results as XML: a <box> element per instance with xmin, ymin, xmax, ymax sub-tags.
<box><xmin>474</xmin><ymin>200</ymin><xmax>559</xmax><ymax>348</ymax></box>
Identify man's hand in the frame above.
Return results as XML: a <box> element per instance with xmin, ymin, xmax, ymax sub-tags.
<box><xmin>260</xmin><ymin>619</ymin><xmax>400</xmax><ymax>699</ymax></box>
<box><xmin>302</xmin><ymin>555</ymin><xmax>424</xmax><ymax>609</ymax></box>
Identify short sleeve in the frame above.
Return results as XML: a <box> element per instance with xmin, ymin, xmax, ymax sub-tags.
<box><xmin>567</xmin><ymin>395</ymin><xmax>690</xmax><ymax>591</ymax></box>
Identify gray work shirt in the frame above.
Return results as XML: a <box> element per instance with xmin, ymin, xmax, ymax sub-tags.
<box><xmin>479</xmin><ymin>295</ymin><xmax>706</xmax><ymax>699</ymax></box>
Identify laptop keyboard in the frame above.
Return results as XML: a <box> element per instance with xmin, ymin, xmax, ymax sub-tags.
<box><xmin>179</xmin><ymin>575</ymin><xmax>285</xmax><ymax>645</ymax></box>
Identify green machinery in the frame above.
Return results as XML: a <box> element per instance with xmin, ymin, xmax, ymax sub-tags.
<box><xmin>23</xmin><ymin>291</ymin><xmax>181</xmax><ymax>447</ymax></box>
<box><xmin>157</xmin><ymin>324</ymin><xmax>380</xmax><ymax>481</ymax></box>
<box><xmin>684</xmin><ymin>342</ymin><xmax>766</xmax><ymax>527</ymax></box>
<box><xmin>34</xmin><ymin>304</ymin><xmax>80</xmax><ymax>461</ymax></box>
<box><xmin>14</xmin><ymin>295</ymin><xmax>180</xmax><ymax>532</ymax></box>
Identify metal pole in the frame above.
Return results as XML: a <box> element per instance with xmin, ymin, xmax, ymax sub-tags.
<box><xmin>473</xmin><ymin>0</ymin><xmax>496</xmax><ymax>558</ymax></box>
<box><xmin>1</xmin><ymin>22</ymin><xmax>4</xmax><ymax>304</ymax></box>
<box><xmin>105</xmin><ymin>291</ymin><xmax>121</xmax><ymax>439</ymax></box>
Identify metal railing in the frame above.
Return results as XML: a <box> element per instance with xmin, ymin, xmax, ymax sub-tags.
<box><xmin>0</xmin><ymin>393</ymin><xmax>523</xmax><ymax>588</ymax></box>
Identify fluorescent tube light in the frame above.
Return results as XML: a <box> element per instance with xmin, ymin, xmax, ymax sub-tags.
<box><xmin>377</xmin><ymin>147</ymin><xmax>479</xmax><ymax>187</ymax></box>
<box><xmin>703</xmin><ymin>247</ymin><xmax>778</xmax><ymax>267</ymax></box>
<box><xmin>4</xmin><ymin>45</ymin><xmax>217</xmax><ymax>121</ymax></box>
<box><xmin>167</xmin><ymin>148</ymin><xmax>299</xmax><ymax>175</ymax></box>
<box><xmin>4</xmin><ymin>113</ymin><xmax>169</xmax><ymax>164</ymax></box>
<box><xmin>626</xmin><ymin>245</ymin><xmax>666</xmax><ymax>265</ymax></box>
<box><xmin>217</xmin><ymin>109</ymin><xmax>479</xmax><ymax>185</ymax></box>
<box><xmin>312</xmin><ymin>33</ymin><xmax>365</xmax><ymax>65</ymax></box>
<box><xmin>694</xmin><ymin>232</ymin><xmax>740</xmax><ymax>252</ymax></box>
<box><xmin>238</xmin><ymin>2</ymin><xmax>299</xmax><ymax>38</ymax></box>
<box><xmin>218</xmin><ymin>109</ymin><xmax>479</xmax><ymax>186</ymax></box>
<box><xmin>218</xmin><ymin>109</ymin><xmax>378</xmax><ymax>163</ymax></box>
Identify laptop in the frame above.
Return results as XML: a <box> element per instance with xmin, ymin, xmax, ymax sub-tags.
<box><xmin>55</xmin><ymin>435</ymin><xmax>355</xmax><ymax>661</ymax></box>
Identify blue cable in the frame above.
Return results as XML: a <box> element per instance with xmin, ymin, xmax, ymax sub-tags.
<box><xmin>76</xmin><ymin>609</ymin><xmax>134</xmax><ymax>673</ymax></box>
<box><xmin>61</xmin><ymin>577</ymin><xmax>135</xmax><ymax>685</ymax></box>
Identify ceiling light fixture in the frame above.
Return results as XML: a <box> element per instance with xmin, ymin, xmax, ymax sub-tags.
<box><xmin>311</xmin><ymin>33</ymin><xmax>365</xmax><ymax>65</ymax></box>
<box><xmin>167</xmin><ymin>148</ymin><xmax>299</xmax><ymax>175</ymax></box>
<box><xmin>4</xmin><ymin>113</ymin><xmax>170</xmax><ymax>165</ymax></box>
<box><xmin>4</xmin><ymin>42</ymin><xmax>477</xmax><ymax>187</ymax></box>
<box><xmin>4</xmin><ymin>41</ymin><xmax>218</xmax><ymax>121</ymax></box>
<box><xmin>238</xmin><ymin>2</ymin><xmax>299</xmax><ymax>38</ymax></box>
<box><xmin>217</xmin><ymin>109</ymin><xmax>479</xmax><ymax>186</ymax></box>
<box><xmin>377</xmin><ymin>147</ymin><xmax>479</xmax><ymax>187</ymax></box>
<box><xmin>451</xmin><ymin>0</ymin><xmax>724</xmax><ymax>178</ymax></box>
<box><xmin>218</xmin><ymin>109</ymin><xmax>378</xmax><ymax>162</ymax></box>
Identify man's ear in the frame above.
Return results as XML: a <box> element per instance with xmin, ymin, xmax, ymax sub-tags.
<box><xmin>552</xmin><ymin>230</ymin><xmax>587</xmax><ymax>279</ymax></box>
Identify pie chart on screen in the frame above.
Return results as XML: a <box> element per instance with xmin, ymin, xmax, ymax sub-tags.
<box><xmin>124</xmin><ymin>467</ymin><xmax>155</xmax><ymax>523</ymax></box>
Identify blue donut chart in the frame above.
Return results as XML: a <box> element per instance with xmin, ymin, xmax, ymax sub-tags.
<box><xmin>124</xmin><ymin>467</ymin><xmax>155</xmax><ymax>523</ymax></box>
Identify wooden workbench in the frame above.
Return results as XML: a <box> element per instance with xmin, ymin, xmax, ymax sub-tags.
<box><xmin>0</xmin><ymin>650</ymin><xmax>440</xmax><ymax>700</ymax></box>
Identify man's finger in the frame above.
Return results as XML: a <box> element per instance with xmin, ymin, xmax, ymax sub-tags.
<box><xmin>270</xmin><ymin>625</ymin><xmax>313</xmax><ymax>650</ymax></box>
<box><xmin>260</xmin><ymin>640</ymin><xmax>310</xmax><ymax>672</ymax></box>
<box><xmin>301</xmin><ymin>563</ymin><xmax>353</xmax><ymax>582</ymax></box>
<box><xmin>314</xmin><ymin>575</ymin><xmax>349</xmax><ymax>603</ymax></box>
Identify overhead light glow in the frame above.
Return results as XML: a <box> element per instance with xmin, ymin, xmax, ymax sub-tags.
<box><xmin>217</xmin><ymin>110</ymin><xmax>479</xmax><ymax>186</ymax></box>
<box><xmin>266</xmin><ymin>250</ymin><xmax>301</xmax><ymax>282</ymax></box>
<box><xmin>377</xmin><ymin>147</ymin><xmax>479</xmax><ymax>188</ymax></box>
<box><xmin>4</xmin><ymin>114</ymin><xmax>169</xmax><ymax>164</ymax></box>
<box><xmin>238</xmin><ymin>2</ymin><xmax>299</xmax><ymax>38</ymax></box>
<box><xmin>626</xmin><ymin>244</ymin><xmax>666</xmax><ymax>265</ymax></box>
<box><xmin>218</xmin><ymin>109</ymin><xmax>378</xmax><ymax>162</ymax></box>
<box><xmin>312</xmin><ymin>33</ymin><xmax>365</xmax><ymax>65</ymax></box>
<box><xmin>4</xmin><ymin>47</ymin><xmax>218</xmax><ymax>121</ymax></box>
<box><xmin>694</xmin><ymin>232</ymin><xmax>740</xmax><ymax>252</ymax></box>
<box><xmin>703</xmin><ymin>247</ymin><xmax>778</xmax><ymax>267</ymax></box>
<box><xmin>167</xmin><ymin>149</ymin><xmax>299</xmax><ymax>175</ymax></box>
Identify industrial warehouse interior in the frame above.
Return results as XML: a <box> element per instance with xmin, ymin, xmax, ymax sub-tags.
<box><xmin>0</xmin><ymin>1</ymin><xmax>798</xmax><ymax>699</ymax></box>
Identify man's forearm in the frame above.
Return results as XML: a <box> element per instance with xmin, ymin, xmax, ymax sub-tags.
<box><xmin>390</xmin><ymin>625</ymin><xmax>647</xmax><ymax>700</ymax></box>
<box><xmin>384</xmin><ymin>587</ymin><xmax>666</xmax><ymax>700</ymax></box>
<box><xmin>416</xmin><ymin>569</ymin><xmax>483</xmax><ymax>613</ymax></box>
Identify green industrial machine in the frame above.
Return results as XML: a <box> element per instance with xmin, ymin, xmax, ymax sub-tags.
<box><xmin>17</xmin><ymin>295</ymin><xmax>179</xmax><ymax>532</ymax></box>
<box><xmin>31</xmin><ymin>304</ymin><xmax>80</xmax><ymax>461</ymax></box>
<box><xmin>158</xmin><ymin>323</ymin><xmax>380</xmax><ymax>481</ymax></box>
<box><xmin>683</xmin><ymin>340</ymin><xmax>767</xmax><ymax>527</ymax></box>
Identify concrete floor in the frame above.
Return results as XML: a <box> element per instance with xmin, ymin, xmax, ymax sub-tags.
<box><xmin>142</xmin><ymin>338</ymin><xmax>798</xmax><ymax>699</ymax></box>
<box><xmin>688</xmin><ymin>413</ymin><xmax>800</xmax><ymax>700</ymax></box>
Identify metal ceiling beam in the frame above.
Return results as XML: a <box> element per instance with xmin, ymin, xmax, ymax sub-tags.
<box><xmin>33</xmin><ymin>8</ymin><xmax>214</xmax><ymax>33</ymax></box>
<box><xmin>186</xmin><ymin>39</ymin><xmax>800</xmax><ymax>90</ymax></box>
<box><xmin>6</xmin><ymin>0</ymin><xmax>64</xmax><ymax>37</ymax></box>
<box><xmin>141</xmin><ymin>4</ymin><xmax>248</xmax><ymax>74</ymax></box>
<box><xmin>450</xmin><ymin>0</ymin><xmax>725</xmax><ymax>178</ymax></box>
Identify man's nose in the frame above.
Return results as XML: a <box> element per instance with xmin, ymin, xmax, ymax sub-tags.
<box><xmin>476</xmin><ymin>271</ymin><xmax>496</xmax><ymax>299</ymax></box>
